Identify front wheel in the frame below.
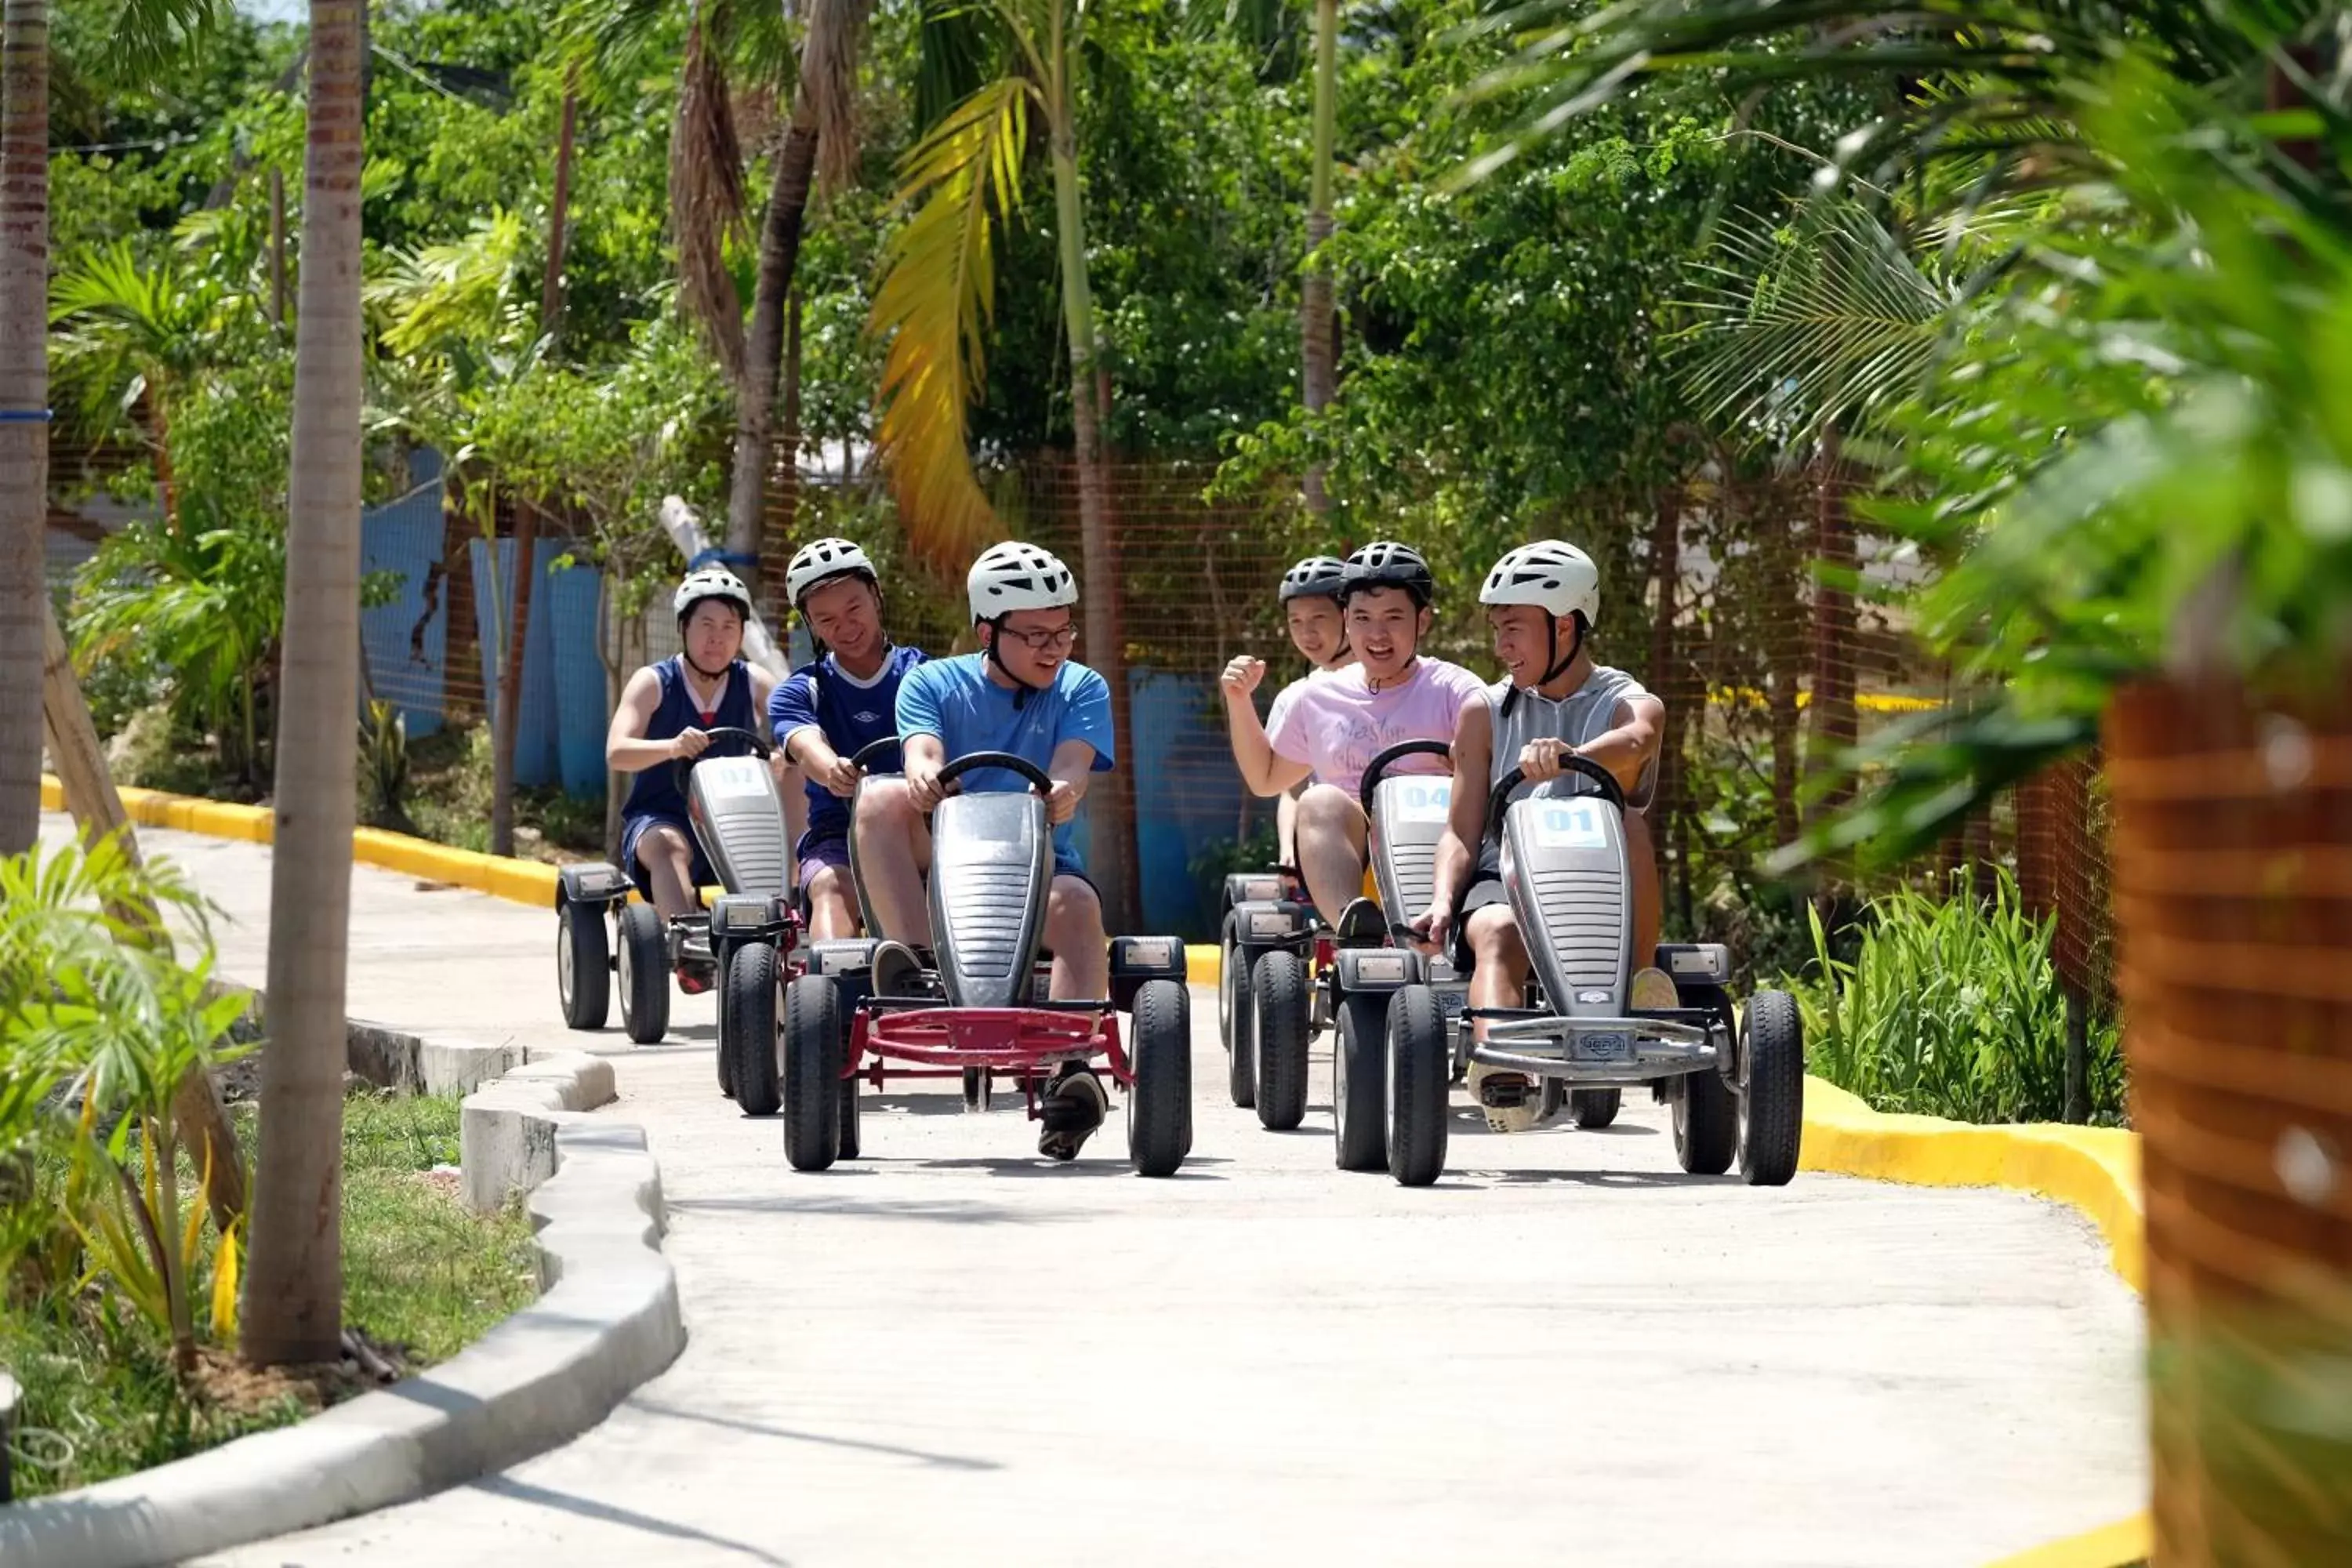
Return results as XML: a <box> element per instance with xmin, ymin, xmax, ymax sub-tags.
<box><xmin>1127</xmin><ymin>979</ymin><xmax>1190</xmax><ymax>1177</ymax></box>
<box><xmin>616</xmin><ymin>902</ymin><xmax>670</xmax><ymax>1046</ymax></box>
<box><xmin>558</xmin><ymin>901</ymin><xmax>610</xmax><ymax>1031</ymax></box>
<box><xmin>1385</xmin><ymin>985</ymin><xmax>1450</xmax><ymax>1188</ymax></box>
<box><xmin>1738</xmin><ymin>991</ymin><xmax>1805</xmax><ymax>1185</ymax></box>
<box><xmin>782</xmin><ymin>975</ymin><xmax>844</xmax><ymax>1171</ymax></box>
<box><xmin>1332</xmin><ymin>990</ymin><xmax>1390</xmax><ymax>1171</ymax></box>
<box><xmin>725</xmin><ymin>941</ymin><xmax>781</xmax><ymax>1116</ymax></box>
<box><xmin>1252</xmin><ymin>949</ymin><xmax>1309</xmax><ymax>1131</ymax></box>
<box><xmin>1570</xmin><ymin>1087</ymin><xmax>1621</xmax><ymax>1130</ymax></box>
<box><xmin>837</xmin><ymin>1069</ymin><xmax>862</xmax><ymax>1160</ymax></box>
<box><xmin>1673</xmin><ymin>1069</ymin><xmax>1737</xmax><ymax>1176</ymax></box>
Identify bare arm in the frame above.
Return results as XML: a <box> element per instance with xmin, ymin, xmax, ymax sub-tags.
<box><xmin>1219</xmin><ymin>658</ymin><xmax>1314</xmax><ymax>797</ymax></box>
<box><xmin>1043</xmin><ymin>738</ymin><xmax>1097</xmax><ymax>826</ymax></box>
<box><xmin>903</xmin><ymin>733</ymin><xmax>947</xmax><ymax>810</ymax></box>
<box><xmin>1418</xmin><ymin>700</ymin><xmax>1490</xmax><ymax>946</ymax></box>
<box><xmin>606</xmin><ymin>667</ymin><xmax>688</xmax><ymax>774</ymax></box>
<box><xmin>1519</xmin><ymin>694</ymin><xmax>1665</xmax><ymax>800</ymax></box>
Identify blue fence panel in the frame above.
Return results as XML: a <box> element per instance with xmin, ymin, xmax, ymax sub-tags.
<box><xmin>470</xmin><ymin>537</ymin><xmax>564</xmax><ymax>789</ymax></box>
<box><xmin>545</xmin><ymin>565</ymin><xmax>610</xmax><ymax>799</ymax></box>
<box><xmin>359</xmin><ymin>481</ymin><xmax>448</xmax><ymax>740</ymax></box>
<box><xmin>1128</xmin><ymin>667</ymin><xmax>1243</xmax><ymax>939</ymax></box>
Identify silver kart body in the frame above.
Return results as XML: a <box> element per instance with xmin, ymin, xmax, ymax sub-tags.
<box><xmin>927</xmin><ymin>790</ymin><xmax>1051</xmax><ymax>1009</ymax></box>
<box><xmin>1473</xmin><ymin>791</ymin><xmax>1727</xmax><ymax>1087</ymax></box>
<box><xmin>1369</xmin><ymin>770</ymin><xmax>1468</xmax><ymax>1018</ymax></box>
<box><xmin>687</xmin><ymin>755</ymin><xmax>792</xmax><ymax>897</ymax></box>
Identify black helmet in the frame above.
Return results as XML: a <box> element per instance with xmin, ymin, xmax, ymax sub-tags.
<box><xmin>1278</xmin><ymin>556</ymin><xmax>1349</xmax><ymax>604</ymax></box>
<box><xmin>1339</xmin><ymin>541</ymin><xmax>1434</xmax><ymax>608</ymax></box>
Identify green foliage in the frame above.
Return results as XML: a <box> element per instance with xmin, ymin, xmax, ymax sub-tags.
<box><xmin>1784</xmin><ymin>868</ymin><xmax>2125</xmax><ymax>1126</ymax></box>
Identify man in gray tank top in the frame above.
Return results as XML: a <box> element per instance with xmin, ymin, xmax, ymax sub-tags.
<box><xmin>1407</xmin><ymin>541</ymin><xmax>1674</xmax><ymax>1128</ymax></box>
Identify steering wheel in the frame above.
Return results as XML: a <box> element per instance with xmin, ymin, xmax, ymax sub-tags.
<box><xmin>850</xmin><ymin>735</ymin><xmax>906</xmax><ymax>776</ymax></box>
<box><xmin>924</xmin><ymin>750</ymin><xmax>1055</xmax><ymax>815</ymax></box>
<box><xmin>670</xmin><ymin>725</ymin><xmax>772</xmax><ymax>797</ymax></box>
<box><xmin>1357</xmin><ymin>739</ymin><xmax>1454</xmax><ymax>818</ymax></box>
<box><xmin>1484</xmin><ymin>756</ymin><xmax>1626</xmax><ymax>843</ymax></box>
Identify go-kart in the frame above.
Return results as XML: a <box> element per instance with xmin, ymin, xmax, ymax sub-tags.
<box><xmin>1214</xmin><ymin>869</ymin><xmax>1327</xmax><ymax>1114</ymax></box>
<box><xmin>554</xmin><ymin>728</ymin><xmax>801</xmax><ymax>1093</ymax></box>
<box><xmin>782</xmin><ymin>750</ymin><xmax>1194</xmax><ymax>1175</ymax></box>
<box><xmin>1371</xmin><ymin>756</ymin><xmax>1805</xmax><ymax>1188</ymax></box>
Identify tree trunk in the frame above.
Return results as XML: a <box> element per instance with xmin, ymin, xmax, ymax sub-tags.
<box><xmin>1644</xmin><ymin>485</ymin><xmax>1682</xmax><ymax>908</ymax></box>
<box><xmin>1808</xmin><ymin>424</ymin><xmax>1858</xmax><ymax>817</ymax></box>
<box><xmin>539</xmin><ymin>64</ymin><xmax>579</xmax><ymax>342</ymax></box>
<box><xmin>244</xmin><ymin>0</ymin><xmax>364</xmax><ymax>1370</ymax></box>
<box><xmin>1049</xmin><ymin>115</ymin><xmax>1138</xmax><ymax>934</ymax></box>
<box><xmin>490</xmin><ymin>499</ymin><xmax>539</xmax><ymax>858</ymax></box>
<box><xmin>723</xmin><ymin>106</ymin><xmax>821</xmax><ymax>567</ymax></box>
<box><xmin>267</xmin><ymin>167</ymin><xmax>289</xmax><ymax>324</ymax></box>
<box><xmin>1298</xmin><ymin>0</ymin><xmax>1338</xmax><ymax>516</ymax></box>
<box><xmin>761</xmin><ymin>289</ymin><xmax>804</xmax><ymax>626</ymax></box>
<box><xmin>0</xmin><ymin>0</ymin><xmax>49</xmax><ymax>858</ymax></box>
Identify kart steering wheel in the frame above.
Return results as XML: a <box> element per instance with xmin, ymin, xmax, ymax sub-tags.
<box><xmin>1485</xmin><ymin>755</ymin><xmax>1626</xmax><ymax>841</ymax></box>
<box><xmin>1357</xmin><ymin>739</ymin><xmax>1454</xmax><ymax>818</ymax></box>
<box><xmin>849</xmin><ymin>735</ymin><xmax>906</xmax><ymax>776</ymax></box>
<box><xmin>670</xmin><ymin>725</ymin><xmax>773</xmax><ymax>797</ymax></box>
<box><xmin>925</xmin><ymin>750</ymin><xmax>1055</xmax><ymax>815</ymax></box>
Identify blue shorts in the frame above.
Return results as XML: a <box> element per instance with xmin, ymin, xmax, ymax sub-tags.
<box><xmin>620</xmin><ymin>812</ymin><xmax>713</xmax><ymax>901</ymax></box>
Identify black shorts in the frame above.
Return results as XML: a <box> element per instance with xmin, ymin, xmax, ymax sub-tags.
<box><xmin>1450</xmin><ymin>845</ymin><xmax>1509</xmax><ymax>970</ymax></box>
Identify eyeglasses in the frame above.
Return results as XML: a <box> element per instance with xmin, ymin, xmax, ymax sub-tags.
<box><xmin>1000</xmin><ymin>623</ymin><xmax>1079</xmax><ymax>652</ymax></box>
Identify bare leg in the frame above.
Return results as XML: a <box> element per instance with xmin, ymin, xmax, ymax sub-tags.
<box><xmin>635</xmin><ymin>824</ymin><xmax>699</xmax><ymax>922</ymax></box>
<box><xmin>805</xmin><ymin>862</ymin><xmax>860</xmax><ymax>942</ymax></box>
<box><xmin>1294</xmin><ymin>783</ymin><xmax>1370</xmax><ymax>924</ymax></box>
<box><xmin>1626</xmin><ymin>810</ymin><xmax>1661</xmax><ymax>967</ymax></box>
<box><xmin>1276</xmin><ymin>786</ymin><xmax>1301</xmax><ymax>869</ymax></box>
<box><xmin>1044</xmin><ymin>875</ymin><xmax>1109</xmax><ymax>1001</ymax></box>
<box><xmin>1464</xmin><ymin>906</ymin><xmax>1530</xmax><ymax>1047</ymax></box>
<box><xmin>851</xmin><ymin>779</ymin><xmax>933</xmax><ymax>948</ymax></box>
<box><xmin>778</xmin><ymin>761</ymin><xmax>809</xmax><ymax>893</ymax></box>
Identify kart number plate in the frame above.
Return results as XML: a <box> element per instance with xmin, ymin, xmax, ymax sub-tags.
<box><xmin>1438</xmin><ymin>991</ymin><xmax>1468</xmax><ymax>1019</ymax></box>
<box><xmin>1534</xmin><ymin>804</ymin><xmax>1608</xmax><ymax>850</ymax></box>
<box><xmin>1388</xmin><ymin>781</ymin><xmax>1451</xmax><ymax>824</ymax></box>
<box><xmin>1575</xmin><ymin>1031</ymin><xmax>1632</xmax><ymax>1063</ymax></box>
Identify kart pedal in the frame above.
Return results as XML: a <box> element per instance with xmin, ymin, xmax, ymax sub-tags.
<box><xmin>1475</xmin><ymin>1074</ymin><xmax>1530</xmax><ymax>1109</ymax></box>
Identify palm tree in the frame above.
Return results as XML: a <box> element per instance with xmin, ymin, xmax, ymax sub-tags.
<box><xmin>242</xmin><ymin>0</ymin><xmax>365</xmax><ymax>1370</ymax></box>
<box><xmin>0</xmin><ymin>0</ymin><xmax>52</xmax><ymax>858</ymax></box>
<box><xmin>866</xmin><ymin>0</ymin><xmax>1141</xmax><ymax>923</ymax></box>
<box><xmin>1299</xmin><ymin>0</ymin><xmax>1338</xmax><ymax>514</ymax></box>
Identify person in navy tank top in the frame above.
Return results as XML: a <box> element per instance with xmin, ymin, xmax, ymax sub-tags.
<box><xmin>605</xmin><ymin>566</ymin><xmax>777</xmax><ymax>992</ymax></box>
<box><xmin>765</xmin><ymin>537</ymin><xmax>925</xmax><ymax>940</ymax></box>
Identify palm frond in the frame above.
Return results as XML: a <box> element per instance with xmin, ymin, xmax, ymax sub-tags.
<box><xmin>867</xmin><ymin>75</ymin><xmax>1031</xmax><ymax>572</ymax></box>
<box><xmin>914</xmin><ymin>0</ymin><xmax>1000</xmax><ymax>135</ymax></box>
<box><xmin>800</xmin><ymin>0</ymin><xmax>873</xmax><ymax>191</ymax></box>
<box><xmin>672</xmin><ymin>5</ymin><xmax>750</xmax><ymax>387</ymax></box>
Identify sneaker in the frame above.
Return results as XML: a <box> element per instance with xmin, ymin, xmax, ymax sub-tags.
<box><xmin>1037</xmin><ymin>1064</ymin><xmax>1109</xmax><ymax>1160</ymax></box>
<box><xmin>1334</xmin><ymin>896</ymin><xmax>1387</xmax><ymax>949</ymax></box>
<box><xmin>1628</xmin><ymin>966</ymin><xmax>1681</xmax><ymax>1013</ymax></box>
<box><xmin>674</xmin><ymin>960</ymin><xmax>715</xmax><ymax>996</ymax></box>
<box><xmin>1469</xmin><ymin>1059</ymin><xmax>1538</xmax><ymax>1134</ymax></box>
<box><xmin>869</xmin><ymin>940</ymin><xmax>924</xmax><ymax>998</ymax></box>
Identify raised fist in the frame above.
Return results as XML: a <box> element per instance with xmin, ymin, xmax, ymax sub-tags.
<box><xmin>1221</xmin><ymin>655</ymin><xmax>1267</xmax><ymax>698</ymax></box>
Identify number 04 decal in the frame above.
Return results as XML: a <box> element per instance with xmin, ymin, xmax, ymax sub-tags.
<box><xmin>1533</xmin><ymin>803</ymin><xmax>1607</xmax><ymax>849</ymax></box>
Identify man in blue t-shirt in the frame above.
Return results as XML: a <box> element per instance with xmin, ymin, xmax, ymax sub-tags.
<box><xmin>768</xmin><ymin>538</ymin><xmax>926</xmax><ymax>939</ymax></box>
<box><xmin>857</xmin><ymin>540</ymin><xmax>1117</xmax><ymax>1160</ymax></box>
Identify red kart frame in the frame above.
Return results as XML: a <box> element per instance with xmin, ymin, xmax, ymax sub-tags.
<box><xmin>844</xmin><ymin>1000</ymin><xmax>1134</xmax><ymax>1120</ymax></box>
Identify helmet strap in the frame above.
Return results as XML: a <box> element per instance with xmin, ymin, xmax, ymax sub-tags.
<box><xmin>984</xmin><ymin>617</ymin><xmax>1039</xmax><ymax>709</ymax></box>
<box><xmin>1537</xmin><ymin>614</ymin><xmax>1580</xmax><ymax>691</ymax></box>
<box><xmin>681</xmin><ymin>648</ymin><xmax>733</xmax><ymax>684</ymax></box>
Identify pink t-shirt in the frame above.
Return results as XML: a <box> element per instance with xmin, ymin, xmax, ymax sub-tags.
<box><xmin>1265</xmin><ymin>658</ymin><xmax>1486</xmax><ymax>798</ymax></box>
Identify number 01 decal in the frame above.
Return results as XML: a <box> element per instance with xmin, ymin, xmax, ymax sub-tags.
<box><xmin>1534</xmin><ymin>803</ymin><xmax>1607</xmax><ymax>849</ymax></box>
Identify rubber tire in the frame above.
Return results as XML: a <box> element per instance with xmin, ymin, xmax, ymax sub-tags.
<box><xmin>1738</xmin><ymin>990</ymin><xmax>1805</xmax><ymax>1186</ymax></box>
<box><xmin>1126</xmin><ymin>978</ymin><xmax>1190</xmax><ymax>1177</ymax></box>
<box><xmin>963</xmin><ymin>1066</ymin><xmax>991</xmax><ymax>1112</ymax></box>
<box><xmin>837</xmin><ymin>1070</ymin><xmax>862</xmax><ymax>1160</ymax></box>
<box><xmin>1332</xmin><ymin>990</ymin><xmax>1390</xmax><ymax>1171</ymax></box>
<box><xmin>1571</xmin><ymin>1087</ymin><xmax>1621</xmax><ymax>1130</ymax></box>
<box><xmin>1674</xmin><ymin>1066</ymin><xmax>1737</xmax><ymax>1175</ymax></box>
<box><xmin>1252</xmin><ymin>949</ymin><xmax>1310</xmax><ymax>1131</ymax></box>
<box><xmin>1537</xmin><ymin>1077</ymin><xmax>1566</xmax><ymax>1123</ymax></box>
<box><xmin>1222</xmin><ymin>920</ymin><xmax>1258</xmax><ymax>1109</ymax></box>
<box><xmin>617</xmin><ymin>902</ymin><xmax>670</xmax><ymax>1046</ymax></box>
<box><xmin>725</xmin><ymin>941</ymin><xmax>782</xmax><ymax>1117</ymax></box>
<box><xmin>782</xmin><ymin>975</ymin><xmax>844</xmax><ymax>1171</ymax></box>
<box><xmin>558</xmin><ymin>902</ymin><xmax>610</xmax><ymax>1031</ymax></box>
<box><xmin>1385</xmin><ymin>984</ymin><xmax>1450</xmax><ymax>1187</ymax></box>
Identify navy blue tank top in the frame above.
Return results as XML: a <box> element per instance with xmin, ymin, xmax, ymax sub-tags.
<box><xmin>620</xmin><ymin>656</ymin><xmax>759</xmax><ymax>822</ymax></box>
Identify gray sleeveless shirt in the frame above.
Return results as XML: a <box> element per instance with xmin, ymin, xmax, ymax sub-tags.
<box><xmin>1481</xmin><ymin>664</ymin><xmax>1657</xmax><ymax>812</ymax></box>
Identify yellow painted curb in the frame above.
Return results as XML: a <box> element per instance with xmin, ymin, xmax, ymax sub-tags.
<box><xmin>1984</xmin><ymin>1512</ymin><xmax>2151</xmax><ymax>1568</ymax></box>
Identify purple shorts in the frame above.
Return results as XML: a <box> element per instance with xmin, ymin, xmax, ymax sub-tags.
<box><xmin>798</xmin><ymin>836</ymin><xmax>851</xmax><ymax>894</ymax></box>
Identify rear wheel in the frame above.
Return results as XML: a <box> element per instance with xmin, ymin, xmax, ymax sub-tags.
<box><xmin>782</xmin><ymin>975</ymin><xmax>844</xmax><ymax>1171</ymax></box>
<box><xmin>1127</xmin><ymin>979</ymin><xmax>1190</xmax><ymax>1177</ymax></box>
<box><xmin>725</xmin><ymin>941</ymin><xmax>781</xmax><ymax>1116</ymax></box>
<box><xmin>1222</xmin><ymin>920</ymin><xmax>1258</xmax><ymax>1109</ymax></box>
<box><xmin>558</xmin><ymin>902</ymin><xmax>610</xmax><ymax>1031</ymax></box>
<box><xmin>837</xmin><ymin>1070</ymin><xmax>862</xmax><ymax>1160</ymax></box>
<box><xmin>1252</xmin><ymin>949</ymin><xmax>1309</xmax><ymax>1131</ymax></box>
<box><xmin>616</xmin><ymin>902</ymin><xmax>670</xmax><ymax>1046</ymax></box>
<box><xmin>1385</xmin><ymin>985</ymin><xmax>1450</xmax><ymax>1187</ymax></box>
<box><xmin>1571</xmin><ymin>1087</ymin><xmax>1621</xmax><ymax>1129</ymax></box>
<box><xmin>1332</xmin><ymin>990</ymin><xmax>1390</xmax><ymax>1171</ymax></box>
<box><xmin>1738</xmin><ymin>991</ymin><xmax>1805</xmax><ymax>1185</ymax></box>
<box><xmin>1674</xmin><ymin>1069</ymin><xmax>1737</xmax><ymax>1175</ymax></box>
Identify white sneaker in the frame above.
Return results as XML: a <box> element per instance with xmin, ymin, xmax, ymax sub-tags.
<box><xmin>1468</xmin><ymin>1059</ymin><xmax>1539</xmax><ymax>1135</ymax></box>
<box><xmin>1629</xmin><ymin>966</ymin><xmax>1681</xmax><ymax>1012</ymax></box>
<box><xmin>870</xmin><ymin>940</ymin><xmax>924</xmax><ymax>997</ymax></box>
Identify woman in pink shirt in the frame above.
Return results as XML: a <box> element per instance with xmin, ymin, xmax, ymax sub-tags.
<box><xmin>1221</xmin><ymin>542</ymin><xmax>1486</xmax><ymax>936</ymax></box>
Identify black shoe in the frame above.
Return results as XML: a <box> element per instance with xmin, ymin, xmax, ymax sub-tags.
<box><xmin>1037</xmin><ymin>1064</ymin><xmax>1108</xmax><ymax>1160</ymax></box>
<box><xmin>870</xmin><ymin>940</ymin><xmax>924</xmax><ymax>997</ymax></box>
<box><xmin>1334</xmin><ymin>896</ymin><xmax>1387</xmax><ymax>949</ymax></box>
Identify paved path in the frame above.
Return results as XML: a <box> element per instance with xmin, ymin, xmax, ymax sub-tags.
<box><xmin>41</xmin><ymin>815</ymin><xmax>2148</xmax><ymax>1567</ymax></box>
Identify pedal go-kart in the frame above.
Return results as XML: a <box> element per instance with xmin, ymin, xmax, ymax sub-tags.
<box><xmin>780</xmin><ymin>750</ymin><xmax>1194</xmax><ymax>1176</ymax></box>
<box><xmin>1215</xmin><ymin>869</ymin><xmax>1325</xmax><ymax>1114</ymax></box>
<box><xmin>1368</xmin><ymin>756</ymin><xmax>1804</xmax><ymax>1189</ymax></box>
<box><xmin>553</xmin><ymin>728</ymin><xmax>801</xmax><ymax>1094</ymax></box>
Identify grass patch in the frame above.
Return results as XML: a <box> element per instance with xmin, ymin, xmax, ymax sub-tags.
<box><xmin>1</xmin><ymin>1088</ymin><xmax>539</xmax><ymax>1500</ymax></box>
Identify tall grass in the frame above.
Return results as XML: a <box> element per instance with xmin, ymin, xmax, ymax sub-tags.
<box><xmin>1785</xmin><ymin>868</ymin><xmax>2126</xmax><ymax>1126</ymax></box>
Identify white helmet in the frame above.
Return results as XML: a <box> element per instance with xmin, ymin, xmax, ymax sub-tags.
<box><xmin>1480</xmin><ymin>540</ymin><xmax>1599</xmax><ymax>625</ymax></box>
<box><xmin>674</xmin><ymin>565</ymin><xmax>753</xmax><ymax>626</ymax></box>
<box><xmin>967</xmin><ymin>541</ymin><xmax>1076</xmax><ymax>622</ymax></box>
<box><xmin>786</xmin><ymin>537</ymin><xmax>877</xmax><ymax>609</ymax></box>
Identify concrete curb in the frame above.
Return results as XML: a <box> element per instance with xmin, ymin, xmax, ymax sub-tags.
<box><xmin>0</xmin><ymin>1118</ymin><xmax>683</xmax><ymax>1568</ymax></box>
<box><xmin>459</xmin><ymin>1051</ymin><xmax>625</xmax><ymax>1216</ymax></box>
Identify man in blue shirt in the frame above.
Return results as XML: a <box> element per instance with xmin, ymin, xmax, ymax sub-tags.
<box><xmin>857</xmin><ymin>540</ymin><xmax>1118</xmax><ymax>1160</ymax></box>
<box><xmin>766</xmin><ymin>538</ymin><xmax>926</xmax><ymax>939</ymax></box>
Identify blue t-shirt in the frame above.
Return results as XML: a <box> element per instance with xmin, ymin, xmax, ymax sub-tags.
<box><xmin>895</xmin><ymin>654</ymin><xmax>1116</xmax><ymax>870</ymax></box>
<box><xmin>767</xmin><ymin>644</ymin><xmax>927</xmax><ymax>856</ymax></box>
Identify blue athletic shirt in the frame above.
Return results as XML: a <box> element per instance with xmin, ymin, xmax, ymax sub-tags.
<box><xmin>894</xmin><ymin>653</ymin><xmax>1116</xmax><ymax>871</ymax></box>
<box><xmin>619</xmin><ymin>656</ymin><xmax>760</xmax><ymax>825</ymax></box>
<box><xmin>767</xmin><ymin>644</ymin><xmax>927</xmax><ymax>855</ymax></box>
